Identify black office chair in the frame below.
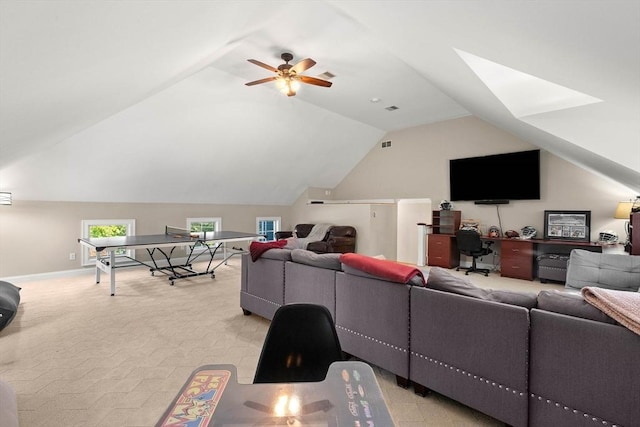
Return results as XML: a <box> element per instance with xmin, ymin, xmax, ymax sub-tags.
<box><xmin>253</xmin><ymin>303</ymin><xmax>344</xmax><ymax>384</ymax></box>
<box><xmin>455</xmin><ymin>229</ymin><xmax>494</xmax><ymax>277</ymax></box>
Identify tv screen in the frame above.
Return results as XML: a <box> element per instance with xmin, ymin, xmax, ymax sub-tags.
<box><xmin>449</xmin><ymin>149</ymin><xmax>540</xmax><ymax>202</ymax></box>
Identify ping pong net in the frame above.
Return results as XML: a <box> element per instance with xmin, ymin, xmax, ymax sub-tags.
<box><xmin>165</xmin><ymin>226</ymin><xmax>200</xmax><ymax>239</ymax></box>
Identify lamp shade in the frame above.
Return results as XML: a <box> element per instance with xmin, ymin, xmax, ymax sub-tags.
<box><xmin>614</xmin><ymin>201</ymin><xmax>633</xmax><ymax>219</ymax></box>
<box><xmin>0</xmin><ymin>192</ymin><xmax>11</xmax><ymax>205</ymax></box>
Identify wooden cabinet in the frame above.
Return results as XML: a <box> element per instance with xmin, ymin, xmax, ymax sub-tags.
<box><xmin>428</xmin><ymin>234</ymin><xmax>459</xmax><ymax>268</ymax></box>
<box><xmin>630</xmin><ymin>212</ymin><xmax>640</xmax><ymax>255</ymax></box>
<box><xmin>432</xmin><ymin>210</ymin><xmax>461</xmax><ymax>235</ymax></box>
<box><xmin>500</xmin><ymin>239</ymin><xmax>534</xmax><ymax>280</ymax></box>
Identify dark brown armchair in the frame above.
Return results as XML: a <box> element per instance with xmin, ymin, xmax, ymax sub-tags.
<box><xmin>275</xmin><ymin>223</ymin><xmax>357</xmax><ymax>254</ymax></box>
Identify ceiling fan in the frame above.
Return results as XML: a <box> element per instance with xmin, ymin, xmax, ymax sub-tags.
<box><xmin>245</xmin><ymin>52</ymin><xmax>332</xmax><ymax>97</ymax></box>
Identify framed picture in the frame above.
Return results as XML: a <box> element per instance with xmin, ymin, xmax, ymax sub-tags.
<box><xmin>543</xmin><ymin>210</ymin><xmax>591</xmax><ymax>242</ymax></box>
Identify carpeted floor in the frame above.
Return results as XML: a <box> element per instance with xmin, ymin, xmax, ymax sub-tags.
<box><xmin>0</xmin><ymin>258</ymin><xmax>562</xmax><ymax>426</ymax></box>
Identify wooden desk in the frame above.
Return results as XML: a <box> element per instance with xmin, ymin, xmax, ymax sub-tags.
<box><xmin>156</xmin><ymin>361</ymin><xmax>395</xmax><ymax>426</ymax></box>
<box><xmin>488</xmin><ymin>237</ymin><xmax>604</xmax><ymax>280</ymax></box>
<box><xmin>428</xmin><ymin>235</ymin><xmax>605</xmax><ymax>281</ymax></box>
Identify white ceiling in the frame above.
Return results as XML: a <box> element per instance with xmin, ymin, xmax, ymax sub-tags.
<box><xmin>0</xmin><ymin>0</ymin><xmax>638</xmax><ymax>204</ymax></box>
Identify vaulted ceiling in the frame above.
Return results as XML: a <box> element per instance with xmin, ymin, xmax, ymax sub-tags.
<box><xmin>1</xmin><ymin>0</ymin><xmax>638</xmax><ymax>204</ymax></box>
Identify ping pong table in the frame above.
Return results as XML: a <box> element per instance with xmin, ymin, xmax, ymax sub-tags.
<box><xmin>78</xmin><ymin>227</ymin><xmax>261</xmax><ymax>296</ymax></box>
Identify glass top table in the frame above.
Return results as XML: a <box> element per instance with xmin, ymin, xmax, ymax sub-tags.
<box><xmin>156</xmin><ymin>361</ymin><xmax>395</xmax><ymax>426</ymax></box>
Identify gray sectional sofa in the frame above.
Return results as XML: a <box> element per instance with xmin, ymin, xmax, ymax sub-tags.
<box><xmin>240</xmin><ymin>249</ymin><xmax>640</xmax><ymax>427</ymax></box>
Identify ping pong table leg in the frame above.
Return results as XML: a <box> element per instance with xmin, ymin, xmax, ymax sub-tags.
<box><xmin>110</xmin><ymin>251</ymin><xmax>116</xmax><ymax>296</ymax></box>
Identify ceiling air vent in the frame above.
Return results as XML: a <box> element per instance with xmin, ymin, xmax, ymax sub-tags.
<box><xmin>385</xmin><ymin>105</ymin><xmax>399</xmax><ymax>111</ymax></box>
<box><xmin>317</xmin><ymin>71</ymin><xmax>335</xmax><ymax>80</ymax></box>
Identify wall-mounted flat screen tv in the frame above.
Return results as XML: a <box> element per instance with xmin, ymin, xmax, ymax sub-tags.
<box><xmin>449</xmin><ymin>149</ymin><xmax>540</xmax><ymax>203</ymax></box>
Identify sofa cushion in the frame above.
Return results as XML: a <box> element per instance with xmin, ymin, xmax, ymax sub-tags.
<box><xmin>291</xmin><ymin>249</ymin><xmax>342</xmax><ymax>270</ymax></box>
<box><xmin>0</xmin><ymin>281</ymin><xmax>21</xmax><ymax>331</ymax></box>
<box><xmin>249</xmin><ymin>240</ymin><xmax>288</xmax><ymax>261</ymax></box>
<box><xmin>566</xmin><ymin>249</ymin><xmax>640</xmax><ymax>292</ymax></box>
<box><xmin>293</xmin><ymin>224</ymin><xmax>315</xmax><ymax>238</ymax></box>
<box><xmin>426</xmin><ymin>267</ymin><xmax>538</xmax><ymax>309</ymax></box>
<box><xmin>488</xmin><ymin>289</ymin><xmax>539</xmax><ymax>309</ymax></box>
<box><xmin>537</xmin><ymin>290</ymin><xmax>617</xmax><ymax>324</ymax></box>
<box><xmin>260</xmin><ymin>248</ymin><xmax>292</xmax><ymax>261</ymax></box>
<box><xmin>425</xmin><ymin>267</ymin><xmax>487</xmax><ymax>298</ymax></box>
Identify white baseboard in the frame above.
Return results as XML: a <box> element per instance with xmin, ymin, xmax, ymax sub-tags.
<box><xmin>1</xmin><ymin>267</ymin><xmax>95</xmax><ymax>284</ymax></box>
<box><xmin>1</xmin><ymin>253</ymin><xmax>235</xmax><ymax>284</ymax></box>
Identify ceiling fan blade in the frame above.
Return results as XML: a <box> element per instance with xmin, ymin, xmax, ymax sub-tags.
<box><xmin>247</xmin><ymin>59</ymin><xmax>278</xmax><ymax>73</ymax></box>
<box><xmin>245</xmin><ymin>76</ymin><xmax>277</xmax><ymax>86</ymax></box>
<box><xmin>299</xmin><ymin>75</ymin><xmax>332</xmax><ymax>87</ymax></box>
<box><xmin>291</xmin><ymin>58</ymin><xmax>316</xmax><ymax>74</ymax></box>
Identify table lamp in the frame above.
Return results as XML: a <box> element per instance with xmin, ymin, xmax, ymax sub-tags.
<box><xmin>614</xmin><ymin>197</ymin><xmax>639</xmax><ymax>252</ymax></box>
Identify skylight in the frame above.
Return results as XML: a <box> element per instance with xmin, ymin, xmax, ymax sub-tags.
<box><xmin>455</xmin><ymin>49</ymin><xmax>602</xmax><ymax>118</ymax></box>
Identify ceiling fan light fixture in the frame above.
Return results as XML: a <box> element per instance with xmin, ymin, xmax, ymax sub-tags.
<box><xmin>276</xmin><ymin>76</ymin><xmax>299</xmax><ymax>96</ymax></box>
<box><xmin>246</xmin><ymin>53</ymin><xmax>332</xmax><ymax>96</ymax></box>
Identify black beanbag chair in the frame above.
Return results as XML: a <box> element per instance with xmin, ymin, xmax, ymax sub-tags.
<box><xmin>0</xmin><ymin>281</ymin><xmax>21</xmax><ymax>331</ymax></box>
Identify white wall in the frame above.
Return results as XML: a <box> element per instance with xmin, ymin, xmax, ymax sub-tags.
<box><xmin>0</xmin><ymin>201</ymin><xmax>290</xmax><ymax>278</ymax></box>
<box><xmin>2</xmin><ymin>115</ymin><xmax>635</xmax><ymax>278</ymax></box>
<box><xmin>332</xmin><ymin>116</ymin><xmax>635</xmax><ymax>243</ymax></box>
<box><xmin>397</xmin><ymin>199</ymin><xmax>432</xmax><ymax>264</ymax></box>
<box><xmin>290</xmin><ymin>195</ymin><xmax>397</xmax><ymax>259</ymax></box>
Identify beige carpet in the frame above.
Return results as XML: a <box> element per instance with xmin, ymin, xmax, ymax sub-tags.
<box><xmin>0</xmin><ymin>258</ymin><xmax>562</xmax><ymax>426</ymax></box>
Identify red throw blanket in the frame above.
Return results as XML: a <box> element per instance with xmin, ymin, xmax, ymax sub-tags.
<box><xmin>340</xmin><ymin>253</ymin><xmax>425</xmax><ymax>285</ymax></box>
<box><xmin>249</xmin><ymin>240</ymin><xmax>287</xmax><ymax>261</ymax></box>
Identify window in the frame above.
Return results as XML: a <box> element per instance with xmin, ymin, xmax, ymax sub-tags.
<box><xmin>187</xmin><ymin>217</ymin><xmax>222</xmax><ymax>251</ymax></box>
<box><xmin>81</xmin><ymin>219</ymin><xmax>135</xmax><ymax>266</ymax></box>
<box><xmin>257</xmin><ymin>217</ymin><xmax>281</xmax><ymax>241</ymax></box>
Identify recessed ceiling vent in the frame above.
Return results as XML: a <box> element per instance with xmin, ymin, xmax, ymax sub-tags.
<box><xmin>317</xmin><ymin>71</ymin><xmax>335</xmax><ymax>80</ymax></box>
<box><xmin>385</xmin><ymin>105</ymin><xmax>399</xmax><ymax>111</ymax></box>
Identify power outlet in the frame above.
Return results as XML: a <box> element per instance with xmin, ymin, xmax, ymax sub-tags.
<box><xmin>69</xmin><ymin>252</ymin><xmax>76</xmax><ymax>261</ymax></box>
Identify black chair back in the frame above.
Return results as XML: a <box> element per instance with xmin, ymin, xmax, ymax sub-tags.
<box><xmin>456</xmin><ymin>229</ymin><xmax>484</xmax><ymax>256</ymax></box>
<box><xmin>253</xmin><ymin>303</ymin><xmax>343</xmax><ymax>384</ymax></box>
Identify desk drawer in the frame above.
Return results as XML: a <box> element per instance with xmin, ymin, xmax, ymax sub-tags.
<box><xmin>501</xmin><ymin>240</ymin><xmax>534</xmax><ymax>280</ymax></box>
<box><xmin>428</xmin><ymin>235</ymin><xmax>459</xmax><ymax>268</ymax></box>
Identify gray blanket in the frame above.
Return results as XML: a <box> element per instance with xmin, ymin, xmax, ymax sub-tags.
<box><xmin>285</xmin><ymin>223</ymin><xmax>333</xmax><ymax>249</ymax></box>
